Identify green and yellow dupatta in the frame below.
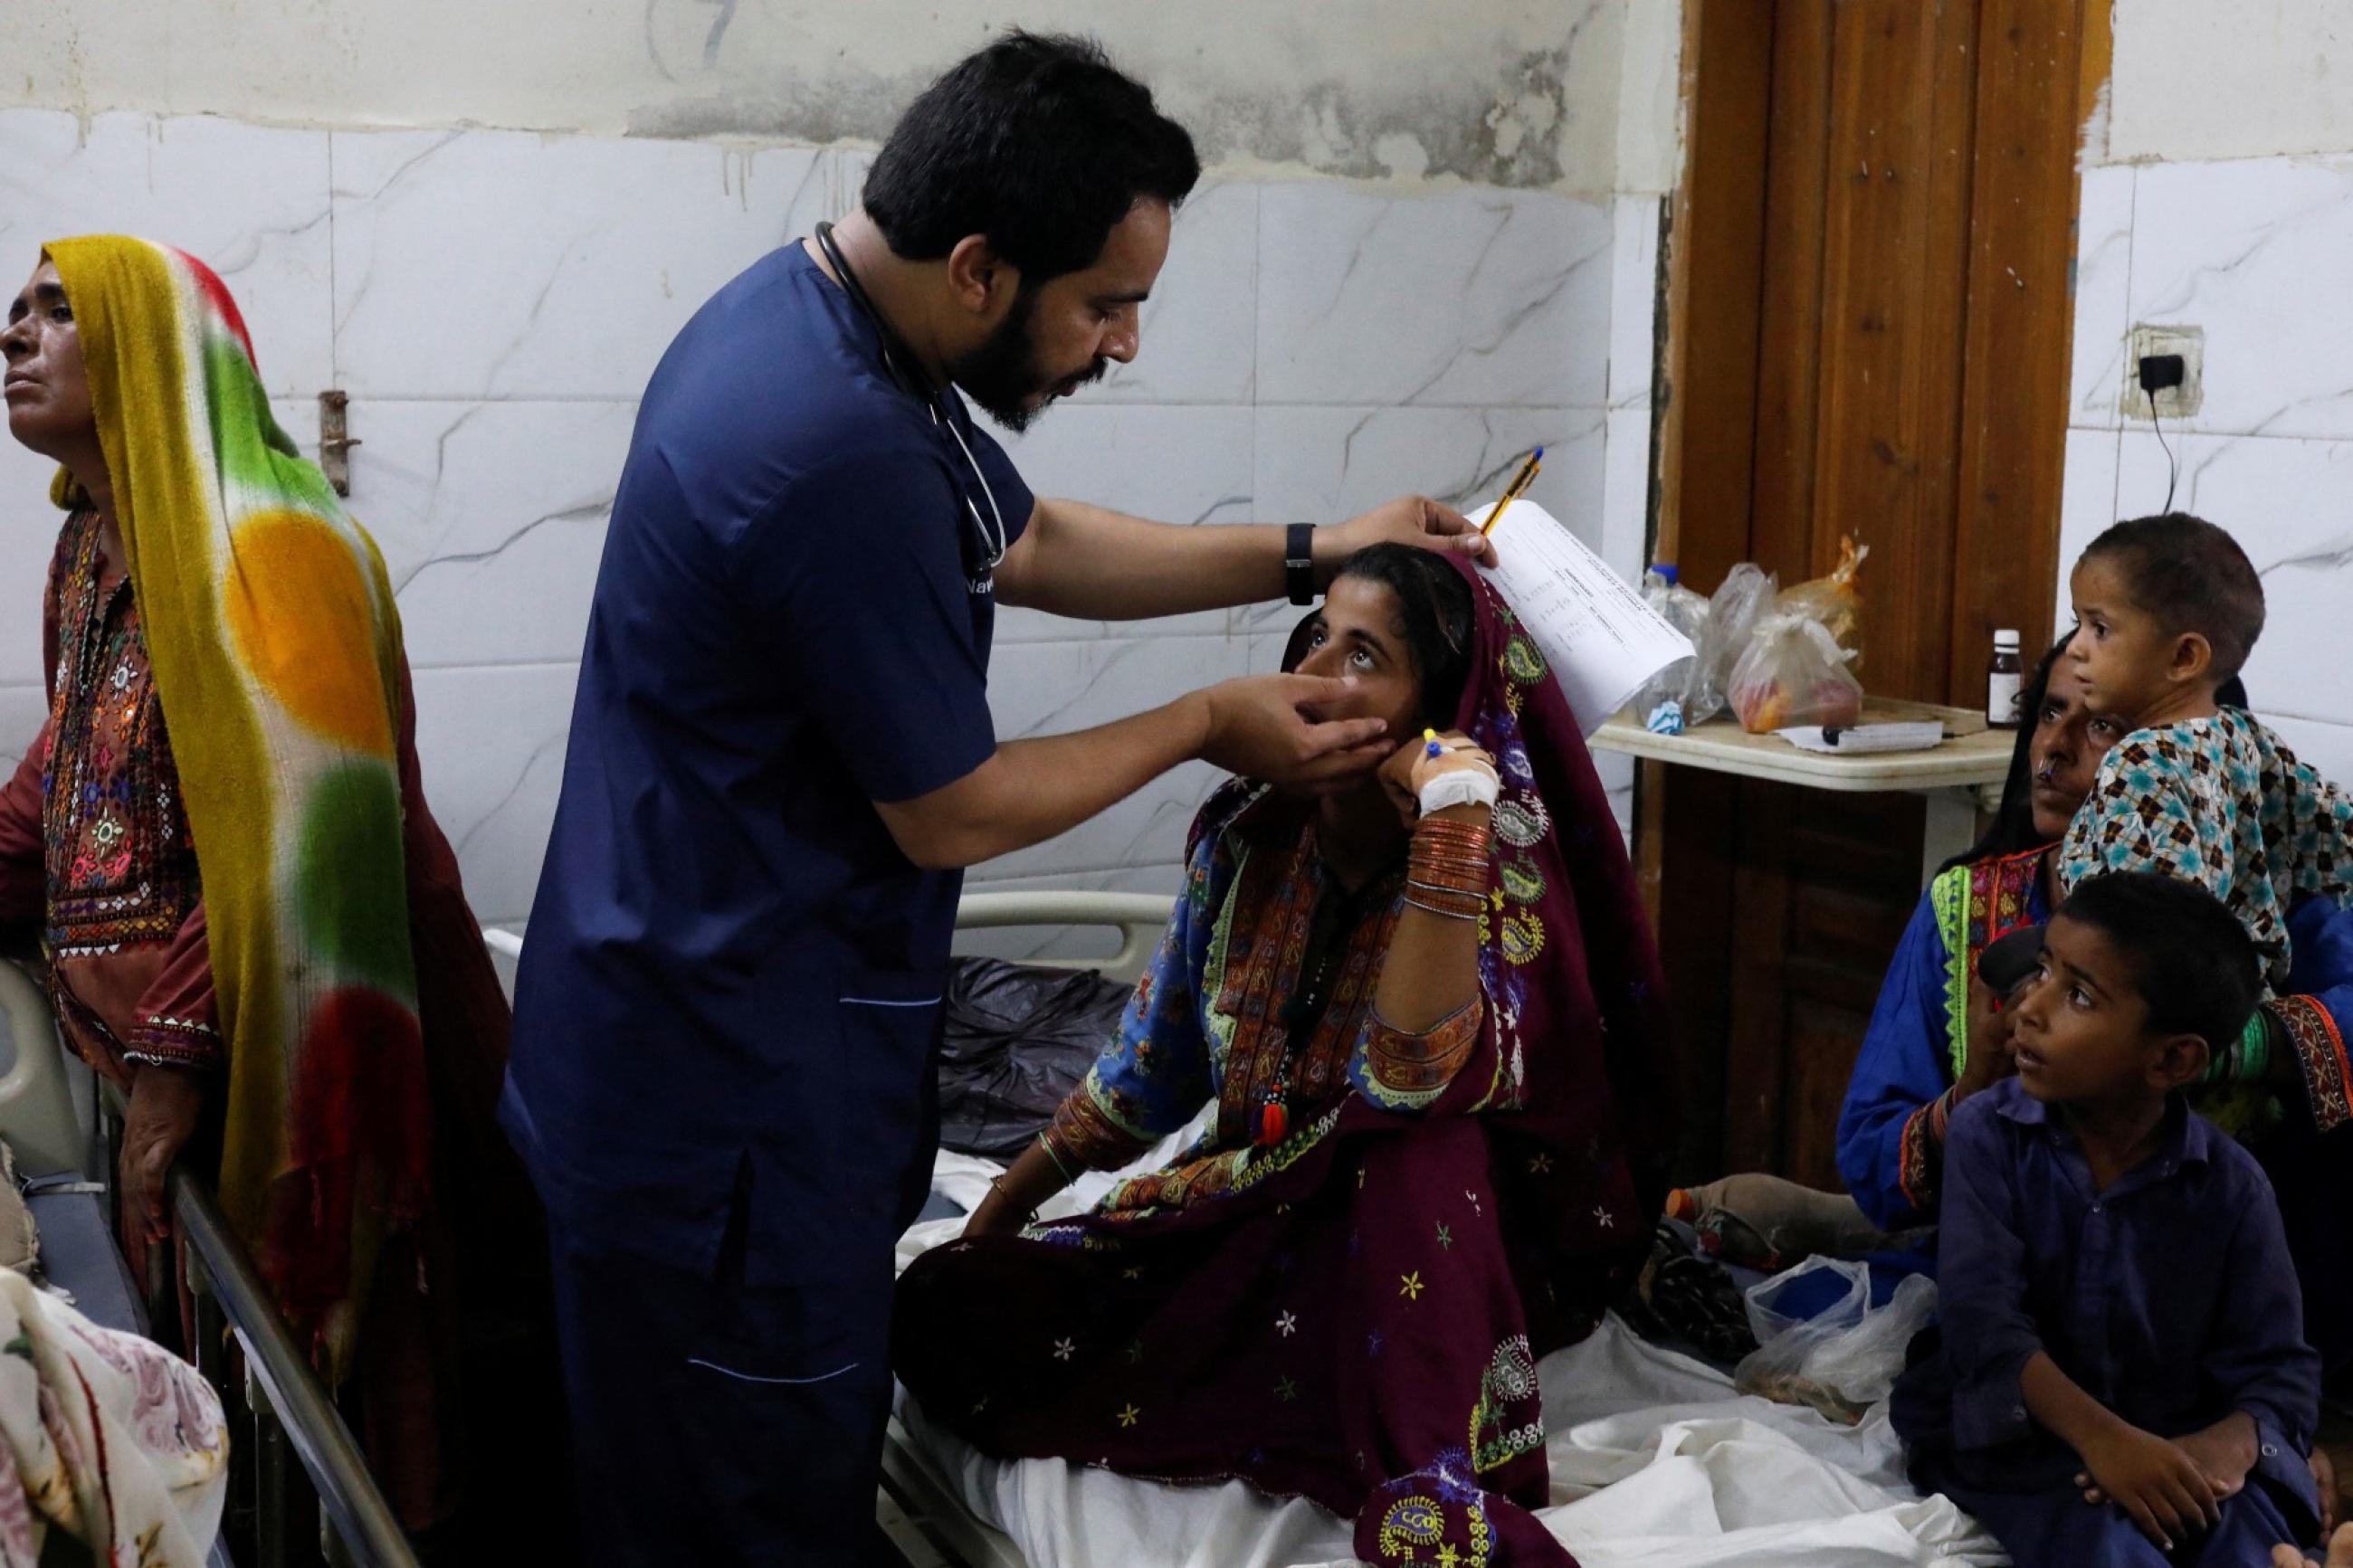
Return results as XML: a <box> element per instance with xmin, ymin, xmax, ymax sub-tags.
<box><xmin>47</xmin><ymin>236</ymin><xmax>426</xmax><ymax>1373</ymax></box>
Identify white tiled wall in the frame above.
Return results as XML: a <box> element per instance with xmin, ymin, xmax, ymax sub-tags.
<box><xmin>2058</xmin><ymin>153</ymin><xmax>2353</xmax><ymax>786</ymax></box>
<box><xmin>0</xmin><ymin>109</ymin><xmax>1653</xmax><ymax>940</ymax></box>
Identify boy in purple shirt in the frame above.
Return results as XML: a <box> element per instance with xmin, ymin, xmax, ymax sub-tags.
<box><xmin>1894</xmin><ymin>870</ymin><xmax>2323</xmax><ymax>1563</ymax></box>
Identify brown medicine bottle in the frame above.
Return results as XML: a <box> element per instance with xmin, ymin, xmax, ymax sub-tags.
<box><xmin>1986</xmin><ymin>629</ymin><xmax>2023</xmax><ymax>728</ymax></box>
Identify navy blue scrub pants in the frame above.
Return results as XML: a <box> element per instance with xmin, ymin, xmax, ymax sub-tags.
<box><xmin>547</xmin><ymin>1212</ymin><xmax>899</xmax><ymax>1564</ymax></box>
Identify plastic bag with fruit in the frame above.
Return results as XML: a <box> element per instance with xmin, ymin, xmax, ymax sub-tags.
<box><xmin>1776</xmin><ymin>536</ymin><xmax>1870</xmax><ymax>669</ymax></box>
<box><xmin>1686</xmin><ymin>563</ymin><xmax>1777</xmax><ymax>725</ymax></box>
<box><xmin>1729</xmin><ymin>612</ymin><xmax>1864</xmax><ymax>733</ymax></box>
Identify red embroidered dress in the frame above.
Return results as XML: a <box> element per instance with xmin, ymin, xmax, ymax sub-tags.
<box><xmin>0</xmin><ymin>510</ymin><xmax>214</xmax><ymax>1079</ymax></box>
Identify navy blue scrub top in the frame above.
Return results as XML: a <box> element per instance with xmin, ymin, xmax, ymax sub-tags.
<box><xmin>501</xmin><ymin>243</ymin><xmax>1034</xmax><ymax>1291</ymax></box>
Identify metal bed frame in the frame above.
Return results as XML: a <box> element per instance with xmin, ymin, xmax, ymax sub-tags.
<box><xmin>0</xmin><ymin>889</ymin><xmax>1172</xmax><ymax>1568</ymax></box>
<box><xmin>875</xmin><ymin>889</ymin><xmax>1174</xmax><ymax>1568</ymax></box>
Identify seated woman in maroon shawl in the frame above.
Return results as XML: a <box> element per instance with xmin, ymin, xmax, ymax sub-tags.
<box><xmin>895</xmin><ymin>546</ymin><xmax>1679</xmax><ymax>1567</ymax></box>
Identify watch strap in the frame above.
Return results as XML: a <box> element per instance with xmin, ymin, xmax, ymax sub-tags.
<box><xmin>1285</xmin><ymin>523</ymin><xmax>1316</xmax><ymax>606</ymax></box>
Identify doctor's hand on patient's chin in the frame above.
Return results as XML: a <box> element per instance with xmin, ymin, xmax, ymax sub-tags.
<box><xmin>1322</xmin><ymin>495</ymin><xmax>1497</xmax><ymax>571</ymax></box>
<box><xmin>1196</xmin><ymin>674</ymin><xmax>1392</xmax><ymax>790</ymax></box>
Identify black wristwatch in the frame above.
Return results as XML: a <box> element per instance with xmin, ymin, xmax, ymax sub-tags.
<box><xmin>1285</xmin><ymin>523</ymin><xmax>1317</xmax><ymax>605</ymax></box>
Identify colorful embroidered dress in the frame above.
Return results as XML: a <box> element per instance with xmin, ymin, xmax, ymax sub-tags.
<box><xmin>895</xmin><ymin>563</ymin><xmax>1678</xmax><ymax>1568</ymax></box>
<box><xmin>2059</xmin><ymin>708</ymin><xmax>2353</xmax><ymax>984</ymax></box>
<box><xmin>0</xmin><ymin>238</ymin><xmax>557</xmax><ymax>1535</ymax></box>
<box><xmin>0</xmin><ymin>509</ymin><xmax>214</xmax><ymax>1075</ymax></box>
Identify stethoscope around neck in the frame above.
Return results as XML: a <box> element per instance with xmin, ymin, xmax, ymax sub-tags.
<box><xmin>814</xmin><ymin>221</ymin><xmax>1009</xmax><ymax>575</ymax></box>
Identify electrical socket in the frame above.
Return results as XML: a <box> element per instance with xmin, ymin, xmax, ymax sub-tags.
<box><xmin>2122</xmin><ymin>323</ymin><xmax>2203</xmax><ymax>419</ymax></box>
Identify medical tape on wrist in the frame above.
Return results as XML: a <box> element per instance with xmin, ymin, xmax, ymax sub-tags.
<box><xmin>1419</xmin><ymin>765</ymin><xmax>1500</xmax><ymax>815</ymax></box>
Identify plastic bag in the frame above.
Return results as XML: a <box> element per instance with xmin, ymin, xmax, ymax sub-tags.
<box><xmin>1628</xmin><ymin>566</ymin><xmax>1712</xmax><ymax>733</ymax></box>
<box><xmin>1776</xmin><ymin>536</ymin><xmax>1870</xmax><ymax>668</ymax></box>
<box><xmin>1687</xmin><ymin>564</ymin><xmax>1777</xmax><ymax>725</ymax></box>
<box><xmin>1729</xmin><ymin>613</ymin><xmax>1864</xmax><ymax>733</ymax></box>
<box><xmin>1731</xmin><ymin>1257</ymin><xmax>1937</xmax><ymax>1422</ymax></box>
<box><xmin>937</xmin><ymin>956</ymin><xmax>1130</xmax><ymax>1155</ymax></box>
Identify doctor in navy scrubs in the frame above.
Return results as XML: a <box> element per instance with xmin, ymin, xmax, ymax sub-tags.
<box><xmin>503</xmin><ymin>31</ymin><xmax>1498</xmax><ymax>1563</ymax></box>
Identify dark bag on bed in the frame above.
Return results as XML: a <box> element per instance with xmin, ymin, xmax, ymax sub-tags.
<box><xmin>937</xmin><ymin>956</ymin><xmax>1131</xmax><ymax>1156</ymax></box>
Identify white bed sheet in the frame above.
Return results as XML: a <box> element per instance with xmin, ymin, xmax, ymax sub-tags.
<box><xmin>897</xmin><ymin>1147</ymin><xmax>2006</xmax><ymax>1568</ymax></box>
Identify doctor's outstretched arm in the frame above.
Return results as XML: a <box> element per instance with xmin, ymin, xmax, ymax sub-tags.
<box><xmin>992</xmin><ymin>492</ymin><xmax>1494</xmax><ymax>622</ymax></box>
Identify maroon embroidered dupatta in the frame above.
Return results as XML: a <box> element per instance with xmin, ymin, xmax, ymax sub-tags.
<box><xmin>894</xmin><ymin>562</ymin><xmax>1678</xmax><ymax>1566</ymax></box>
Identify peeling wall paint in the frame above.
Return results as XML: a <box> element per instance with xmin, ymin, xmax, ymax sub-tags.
<box><xmin>2108</xmin><ymin>0</ymin><xmax>2353</xmax><ymax>164</ymax></box>
<box><xmin>9</xmin><ymin>0</ymin><xmax>1661</xmax><ymax>195</ymax></box>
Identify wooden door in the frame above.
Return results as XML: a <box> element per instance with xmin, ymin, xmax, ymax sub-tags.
<box><xmin>1649</xmin><ymin>0</ymin><xmax>2100</xmax><ymax>1185</ymax></box>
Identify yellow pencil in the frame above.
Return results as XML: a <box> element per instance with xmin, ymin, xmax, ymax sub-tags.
<box><xmin>1480</xmin><ymin>447</ymin><xmax>1544</xmax><ymax>537</ymax></box>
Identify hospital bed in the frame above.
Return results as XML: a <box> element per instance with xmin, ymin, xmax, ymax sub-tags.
<box><xmin>879</xmin><ymin>890</ymin><xmax>1172</xmax><ymax>1568</ymax></box>
<box><xmin>0</xmin><ymin>957</ymin><xmax>411</xmax><ymax>1567</ymax></box>
<box><xmin>881</xmin><ymin>893</ymin><xmax>2005</xmax><ymax>1568</ymax></box>
<box><xmin>488</xmin><ymin>898</ymin><xmax>2002</xmax><ymax>1568</ymax></box>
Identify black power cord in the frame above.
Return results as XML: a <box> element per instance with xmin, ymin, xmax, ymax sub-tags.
<box><xmin>2139</xmin><ymin>353</ymin><xmax>2186</xmax><ymax>514</ymax></box>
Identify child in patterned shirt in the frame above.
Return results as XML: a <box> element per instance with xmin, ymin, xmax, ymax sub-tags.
<box><xmin>2059</xmin><ymin>513</ymin><xmax>2353</xmax><ymax>989</ymax></box>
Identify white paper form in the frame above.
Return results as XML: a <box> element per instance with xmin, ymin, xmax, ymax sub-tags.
<box><xmin>1471</xmin><ymin>499</ymin><xmax>1694</xmax><ymax>735</ymax></box>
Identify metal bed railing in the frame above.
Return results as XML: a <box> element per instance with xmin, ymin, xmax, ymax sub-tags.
<box><xmin>95</xmin><ymin>1084</ymin><xmax>420</xmax><ymax>1568</ymax></box>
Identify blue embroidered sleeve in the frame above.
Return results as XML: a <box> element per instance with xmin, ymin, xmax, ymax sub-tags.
<box><xmin>1046</xmin><ymin>830</ymin><xmax>1223</xmax><ymax>1169</ymax></box>
<box><xmin>1837</xmin><ymin>889</ymin><xmax>1961</xmax><ymax>1231</ymax></box>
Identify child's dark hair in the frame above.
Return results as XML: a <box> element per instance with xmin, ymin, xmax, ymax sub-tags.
<box><xmin>1281</xmin><ymin>545</ymin><xmax>1476</xmax><ymax>727</ymax></box>
<box><xmin>2056</xmin><ymin>871</ymin><xmax>2261</xmax><ymax>1051</ymax></box>
<box><xmin>2080</xmin><ymin>512</ymin><xmax>2265</xmax><ymax>682</ymax></box>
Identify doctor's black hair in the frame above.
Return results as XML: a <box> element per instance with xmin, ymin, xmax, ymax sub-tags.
<box><xmin>1283</xmin><ymin>546</ymin><xmax>1476</xmax><ymax>730</ymax></box>
<box><xmin>863</xmin><ymin>32</ymin><xmax>1201</xmax><ymax>285</ymax></box>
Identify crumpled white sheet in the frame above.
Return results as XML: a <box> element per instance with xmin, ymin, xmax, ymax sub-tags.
<box><xmin>898</xmin><ymin>1148</ymin><xmax>2005</xmax><ymax>1568</ymax></box>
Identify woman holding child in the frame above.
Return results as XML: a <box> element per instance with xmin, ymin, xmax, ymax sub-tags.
<box><xmin>1840</xmin><ymin>514</ymin><xmax>2353</xmax><ymax>1386</ymax></box>
<box><xmin>893</xmin><ymin>546</ymin><xmax>1679</xmax><ymax>1568</ymax></box>
<box><xmin>1853</xmin><ymin>512</ymin><xmax>2353</xmax><ymax>1563</ymax></box>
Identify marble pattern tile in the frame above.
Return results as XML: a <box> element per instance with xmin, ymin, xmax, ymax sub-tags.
<box><xmin>331</xmin><ymin>129</ymin><xmax>834</xmax><ymax>399</ymax></box>
<box><xmin>2108</xmin><ymin>428</ymin><xmax>2353</xmax><ymax>729</ymax></box>
<box><xmin>0</xmin><ymin>440</ymin><xmax>71</xmax><ymax>689</ymax></box>
<box><xmin>982</xmin><ymin>634</ymin><xmax>1252</xmax><ymax>879</ymax></box>
<box><xmin>1093</xmin><ymin>182</ymin><xmax>1257</xmax><ymax>407</ymax></box>
<box><xmin>1256</xmin><ymin>185</ymin><xmax>1612</xmax><ymax>408</ymax></box>
<box><xmin>2052</xmin><ymin>427</ymin><xmax>2124</xmax><ymax>641</ymax></box>
<box><xmin>2125</xmin><ymin>155</ymin><xmax>2353</xmax><ymax>439</ymax></box>
<box><xmin>409</xmin><ymin>662</ymin><xmax>580</xmax><ymax>928</ymax></box>
<box><xmin>2069</xmin><ymin>165</ymin><xmax>2136</xmax><ymax>430</ymax></box>
<box><xmin>982</xmin><ymin>404</ymin><xmax>1252</xmax><ymax>643</ymax></box>
<box><xmin>1600</xmin><ymin>406</ymin><xmax>1655</xmax><ymax>582</ymax></box>
<box><xmin>348</xmin><ymin>400</ymin><xmax>636</xmax><ymax>668</ymax></box>
<box><xmin>0</xmin><ymin>110</ymin><xmax>335</xmax><ymax>397</ymax></box>
<box><xmin>0</xmin><ymin>109</ymin><xmax>1634</xmax><ymax>915</ymax></box>
<box><xmin>1607</xmin><ymin>195</ymin><xmax>1662</xmax><ymax>411</ymax></box>
<box><xmin>1242</xmin><ymin>407</ymin><xmax>1605</xmax><ymax>633</ymax></box>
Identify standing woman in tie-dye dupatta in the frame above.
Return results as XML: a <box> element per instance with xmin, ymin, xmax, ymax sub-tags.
<box><xmin>896</xmin><ymin>545</ymin><xmax>1679</xmax><ymax>1567</ymax></box>
<box><xmin>0</xmin><ymin>241</ymin><xmax>567</xmax><ymax>1554</ymax></box>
